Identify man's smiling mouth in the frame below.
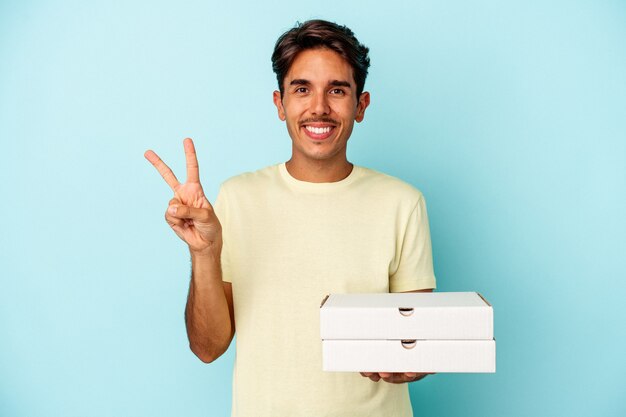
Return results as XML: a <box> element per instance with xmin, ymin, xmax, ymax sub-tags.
<box><xmin>300</xmin><ymin>117</ymin><xmax>339</xmax><ymax>140</ymax></box>
<box><xmin>302</xmin><ymin>124</ymin><xmax>336</xmax><ymax>140</ymax></box>
<box><xmin>305</xmin><ymin>126</ymin><xmax>333</xmax><ymax>134</ymax></box>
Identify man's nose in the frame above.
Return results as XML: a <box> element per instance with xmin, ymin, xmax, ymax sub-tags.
<box><xmin>310</xmin><ymin>92</ymin><xmax>330</xmax><ymax>115</ymax></box>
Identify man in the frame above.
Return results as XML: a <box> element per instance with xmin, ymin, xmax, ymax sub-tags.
<box><xmin>145</xmin><ymin>19</ymin><xmax>436</xmax><ymax>417</ymax></box>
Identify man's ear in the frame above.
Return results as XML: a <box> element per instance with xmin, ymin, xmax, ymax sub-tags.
<box><xmin>355</xmin><ymin>91</ymin><xmax>370</xmax><ymax>123</ymax></box>
<box><xmin>273</xmin><ymin>90</ymin><xmax>286</xmax><ymax>121</ymax></box>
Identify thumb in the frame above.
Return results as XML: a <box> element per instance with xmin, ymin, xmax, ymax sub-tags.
<box><xmin>167</xmin><ymin>204</ymin><xmax>212</xmax><ymax>222</ymax></box>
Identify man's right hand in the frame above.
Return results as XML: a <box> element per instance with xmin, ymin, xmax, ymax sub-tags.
<box><xmin>145</xmin><ymin>138</ymin><xmax>234</xmax><ymax>362</ymax></box>
<box><xmin>144</xmin><ymin>138</ymin><xmax>222</xmax><ymax>256</ymax></box>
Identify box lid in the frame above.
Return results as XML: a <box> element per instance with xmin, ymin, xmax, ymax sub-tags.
<box><xmin>320</xmin><ymin>292</ymin><xmax>493</xmax><ymax>340</ymax></box>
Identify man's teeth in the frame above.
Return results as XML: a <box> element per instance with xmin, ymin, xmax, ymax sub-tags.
<box><xmin>305</xmin><ymin>126</ymin><xmax>332</xmax><ymax>134</ymax></box>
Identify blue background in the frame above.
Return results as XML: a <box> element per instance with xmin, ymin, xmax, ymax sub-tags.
<box><xmin>1</xmin><ymin>1</ymin><xmax>625</xmax><ymax>416</ymax></box>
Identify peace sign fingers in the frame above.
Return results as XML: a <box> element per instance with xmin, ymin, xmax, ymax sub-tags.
<box><xmin>183</xmin><ymin>138</ymin><xmax>201</xmax><ymax>184</ymax></box>
<box><xmin>144</xmin><ymin>149</ymin><xmax>181</xmax><ymax>191</ymax></box>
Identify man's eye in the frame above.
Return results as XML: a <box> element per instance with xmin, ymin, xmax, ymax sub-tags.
<box><xmin>330</xmin><ymin>89</ymin><xmax>345</xmax><ymax>95</ymax></box>
<box><xmin>295</xmin><ymin>87</ymin><xmax>308</xmax><ymax>93</ymax></box>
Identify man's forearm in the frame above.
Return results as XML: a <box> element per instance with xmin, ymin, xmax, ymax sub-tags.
<box><xmin>185</xmin><ymin>249</ymin><xmax>233</xmax><ymax>363</ymax></box>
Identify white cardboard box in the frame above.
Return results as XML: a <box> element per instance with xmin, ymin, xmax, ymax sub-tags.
<box><xmin>320</xmin><ymin>292</ymin><xmax>496</xmax><ymax>373</ymax></box>
<box><xmin>320</xmin><ymin>292</ymin><xmax>493</xmax><ymax>340</ymax></box>
<box><xmin>322</xmin><ymin>339</ymin><xmax>495</xmax><ymax>373</ymax></box>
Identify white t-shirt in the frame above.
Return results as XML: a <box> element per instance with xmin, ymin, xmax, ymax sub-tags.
<box><xmin>214</xmin><ymin>163</ymin><xmax>436</xmax><ymax>417</ymax></box>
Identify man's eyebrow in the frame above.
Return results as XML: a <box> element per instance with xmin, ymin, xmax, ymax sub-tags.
<box><xmin>288</xmin><ymin>79</ymin><xmax>352</xmax><ymax>88</ymax></box>
<box><xmin>329</xmin><ymin>80</ymin><xmax>352</xmax><ymax>88</ymax></box>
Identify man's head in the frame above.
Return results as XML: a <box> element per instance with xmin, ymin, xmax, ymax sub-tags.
<box><xmin>271</xmin><ymin>20</ymin><xmax>370</xmax><ymax>99</ymax></box>
<box><xmin>271</xmin><ymin>20</ymin><xmax>372</xmax><ymax>169</ymax></box>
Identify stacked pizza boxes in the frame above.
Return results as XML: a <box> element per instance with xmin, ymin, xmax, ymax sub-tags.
<box><xmin>320</xmin><ymin>292</ymin><xmax>495</xmax><ymax>373</ymax></box>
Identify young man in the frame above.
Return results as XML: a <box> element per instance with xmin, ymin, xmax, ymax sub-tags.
<box><xmin>145</xmin><ymin>20</ymin><xmax>436</xmax><ymax>417</ymax></box>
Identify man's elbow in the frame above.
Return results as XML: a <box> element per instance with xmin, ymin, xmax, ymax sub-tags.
<box><xmin>190</xmin><ymin>344</ymin><xmax>221</xmax><ymax>363</ymax></box>
<box><xmin>195</xmin><ymin>352</ymin><xmax>218</xmax><ymax>364</ymax></box>
<box><xmin>190</xmin><ymin>337</ymin><xmax>232</xmax><ymax>363</ymax></box>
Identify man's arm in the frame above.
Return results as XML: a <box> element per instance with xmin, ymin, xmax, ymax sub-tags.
<box><xmin>145</xmin><ymin>138</ymin><xmax>235</xmax><ymax>363</ymax></box>
<box><xmin>185</xmin><ymin>249</ymin><xmax>235</xmax><ymax>363</ymax></box>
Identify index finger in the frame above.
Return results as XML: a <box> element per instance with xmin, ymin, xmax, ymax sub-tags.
<box><xmin>183</xmin><ymin>138</ymin><xmax>200</xmax><ymax>183</ymax></box>
<box><xmin>144</xmin><ymin>149</ymin><xmax>181</xmax><ymax>191</ymax></box>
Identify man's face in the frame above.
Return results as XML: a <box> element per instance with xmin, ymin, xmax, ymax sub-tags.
<box><xmin>273</xmin><ymin>48</ymin><xmax>370</xmax><ymax>165</ymax></box>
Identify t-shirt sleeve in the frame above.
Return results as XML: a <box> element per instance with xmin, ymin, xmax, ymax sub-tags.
<box><xmin>213</xmin><ymin>185</ymin><xmax>232</xmax><ymax>283</ymax></box>
<box><xmin>389</xmin><ymin>194</ymin><xmax>437</xmax><ymax>292</ymax></box>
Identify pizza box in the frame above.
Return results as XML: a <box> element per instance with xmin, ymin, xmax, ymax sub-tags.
<box><xmin>322</xmin><ymin>339</ymin><xmax>496</xmax><ymax>373</ymax></box>
<box><xmin>320</xmin><ymin>292</ymin><xmax>493</xmax><ymax>340</ymax></box>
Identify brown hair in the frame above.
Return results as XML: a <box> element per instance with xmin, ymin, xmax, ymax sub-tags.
<box><xmin>271</xmin><ymin>19</ymin><xmax>371</xmax><ymax>98</ymax></box>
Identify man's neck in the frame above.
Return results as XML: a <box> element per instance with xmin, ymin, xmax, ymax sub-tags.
<box><xmin>285</xmin><ymin>158</ymin><xmax>353</xmax><ymax>183</ymax></box>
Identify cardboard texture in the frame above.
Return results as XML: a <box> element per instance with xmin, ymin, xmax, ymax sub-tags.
<box><xmin>320</xmin><ymin>292</ymin><xmax>493</xmax><ymax>340</ymax></box>
<box><xmin>322</xmin><ymin>339</ymin><xmax>496</xmax><ymax>373</ymax></box>
<box><xmin>320</xmin><ymin>292</ymin><xmax>496</xmax><ymax>373</ymax></box>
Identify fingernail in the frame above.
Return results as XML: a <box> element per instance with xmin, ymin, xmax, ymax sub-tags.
<box><xmin>168</xmin><ymin>205</ymin><xmax>178</xmax><ymax>215</ymax></box>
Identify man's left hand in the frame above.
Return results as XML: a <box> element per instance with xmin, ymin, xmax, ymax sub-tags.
<box><xmin>359</xmin><ymin>372</ymin><xmax>432</xmax><ymax>384</ymax></box>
